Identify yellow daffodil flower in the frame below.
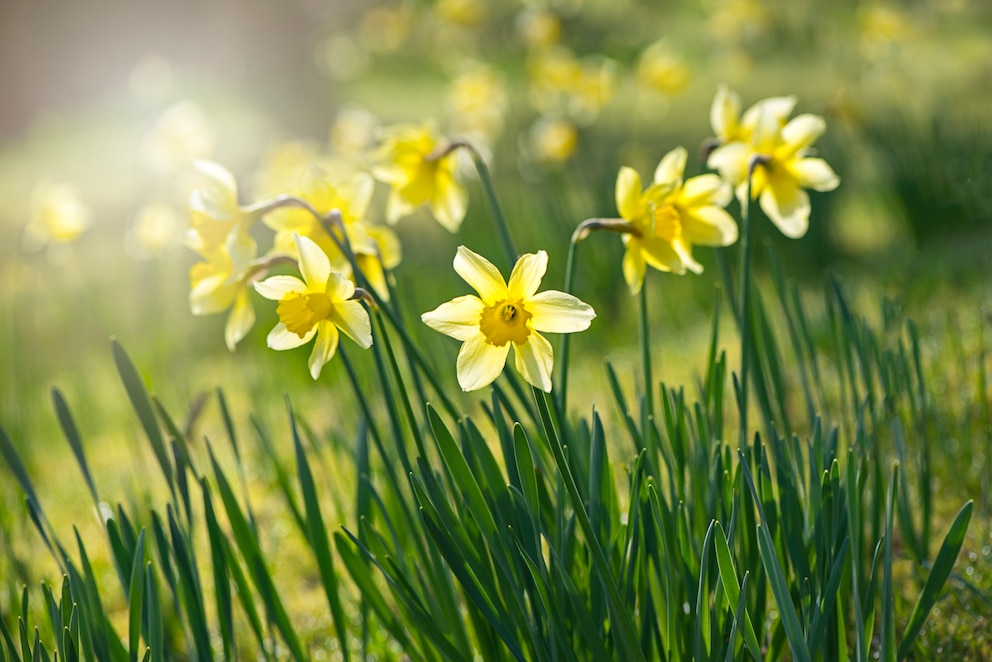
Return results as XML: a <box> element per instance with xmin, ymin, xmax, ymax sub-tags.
<box><xmin>22</xmin><ymin>181</ymin><xmax>91</xmax><ymax>258</ymax></box>
<box><xmin>186</xmin><ymin>161</ymin><xmax>256</xmax><ymax>273</ymax></box>
<box><xmin>264</xmin><ymin>167</ymin><xmax>401</xmax><ymax>299</ymax></box>
<box><xmin>372</xmin><ymin>124</ymin><xmax>468</xmax><ymax>233</ymax></box>
<box><xmin>189</xmin><ymin>249</ymin><xmax>256</xmax><ymax>351</ymax></box>
<box><xmin>254</xmin><ymin>234</ymin><xmax>373</xmax><ymax>380</ymax></box>
<box><xmin>707</xmin><ymin>89</ymin><xmax>840</xmax><ymax>238</ymax></box>
<box><xmin>422</xmin><ymin>246</ymin><xmax>595</xmax><ymax>392</ymax></box>
<box><xmin>528</xmin><ymin>116</ymin><xmax>578</xmax><ymax>164</ymax></box>
<box><xmin>616</xmin><ymin>147</ymin><xmax>739</xmax><ymax>294</ymax></box>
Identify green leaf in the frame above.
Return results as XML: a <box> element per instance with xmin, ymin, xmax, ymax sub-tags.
<box><xmin>127</xmin><ymin>531</ymin><xmax>145</xmax><ymax>662</ymax></box>
<box><xmin>52</xmin><ymin>389</ymin><xmax>98</xmax><ymax>507</ymax></box>
<box><xmin>897</xmin><ymin>500</ymin><xmax>973</xmax><ymax>660</ymax></box>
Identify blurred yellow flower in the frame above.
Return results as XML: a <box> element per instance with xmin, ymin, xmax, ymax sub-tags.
<box><xmin>616</xmin><ymin>147</ymin><xmax>739</xmax><ymax>294</ymax></box>
<box><xmin>435</xmin><ymin>0</ymin><xmax>486</xmax><ymax>28</ymax></box>
<box><xmin>263</xmin><ymin>167</ymin><xmax>401</xmax><ymax>299</ymax></box>
<box><xmin>707</xmin><ymin>89</ymin><xmax>840</xmax><ymax>238</ymax></box>
<box><xmin>126</xmin><ymin>202</ymin><xmax>182</xmax><ymax>259</ymax></box>
<box><xmin>372</xmin><ymin>124</ymin><xmax>468</xmax><ymax>232</ymax></box>
<box><xmin>254</xmin><ymin>234</ymin><xmax>373</xmax><ymax>380</ymax></box>
<box><xmin>22</xmin><ymin>181</ymin><xmax>91</xmax><ymax>257</ymax></box>
<box><xmin>709</xmin><ymin>85</ymin><xmax>796</xmax><ymax>146</ymax></box>
<box><xmin>189</xmin><ymin>248</ymin><xmax>256</xmax><ymax>351</ymax></box>
<box><xmin>358</xmin><ymin>5</ymin><xmax>413</xmax><ymax>54</ymax></box>
<box><xmin>528</xmin><ymin>116</ymin><xmax>578</xmax><ymax>164</ymax></box>
<box><xmin>186</xmin><ymin>161</ymin><xmax>256</xmax><ymax>274</ymax></box>
<box><xmin>446</xmin><ymin>63</ymin><xmax>508</xmax><ymax>146</ymax></box>
<box><xmin>329</xmin><ymin>106</ymin><xmax>379</xmax><ymax>158</ymax></box>
<box><xmin>422</xmin><ymin>246</ymin><xmax>595</xmax><ymax>392</ymax></box>
<box><xmin>140</xmin><ymin>101</ymin><xmax>214</xmax><ymax>173</ymax></box>
<box><xmin>516</xmin><ymin>7</ymin><xmax>561</xmax><ymax>50</ymax></box>
<box><xmin>636</xmin><ymin>41</ymin><xmax>691</xmax><ymax>96</ymax></box>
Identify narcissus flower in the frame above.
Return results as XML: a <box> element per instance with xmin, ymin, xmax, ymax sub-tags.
<box><xmin>707</xmin><ymin>87</ymin><xmax>840</xmax><ymax>238</ymax></box>
<box><xmin>189</xmin><ymin>249</ymin><xmax>256</xmax><ymax>351</ymax></box>
<box><xmin>186</xmin><ymin>161</ymin><xmax>256</xmax><ymax>273</ymax></box>
<box><xmin>422</xmin><ymin>246</ymin><xmax>595</xmax><ymax>392</ymax></box>
<box><xmin>254</xmin><ymin>234</ymin><xmax>372</xmax><ymax>380</ymax></box>
<box><xmin>22</xmin><ymin>181</ymin><xmax>91</xmax><ymax>258</ymax></box>
<box><xmin>372</xmin><ymin>124</ymin><xmax>468</xmax><ymax>232</ymax></box>
<box><xmin>616</xmin><ymin>147</ymin><xmax>738</xmax><ymax>294</ymax></box>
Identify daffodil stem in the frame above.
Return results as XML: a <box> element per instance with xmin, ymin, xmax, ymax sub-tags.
<box><xmin>458</xmin><ymin>142</ymin><xmax>517</xmax><ymax>269</ymax></box>
<box><xmin>738</xmin><ymin>171</ymin><xmax>755</xmax><ymax>450</ymax></box>
<box><xmin>533</xmin><ymin>387</ymin><xmax>646</xmax><ymax>662</ymax></box>
<box><xmin>556</xmin><ymin>231</ymin><xmax>581</xmax><ymax>414</ymax></box>
<box><xmin>639</xmin><ymin>279</ymin><xmax>655</xmax><ymax>421</ymax></box>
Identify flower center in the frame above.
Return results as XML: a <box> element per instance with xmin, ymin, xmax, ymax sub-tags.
<box><xmin>650</xmin><ymin>204</ymin><xmax>683</xmax><ymax>242</ymax></box>
<box><xmin>278</xmin><ymin>292</ymin><xmax>333</xmax><ymax>338</ymax></box>
<box><xmin>479</xmin><ymin>300</ymin><xmax>532</xmax><ymax>346</ymax></box>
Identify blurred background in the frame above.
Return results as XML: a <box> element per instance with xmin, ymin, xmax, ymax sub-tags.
<box><xmin>2</xmin><ymin>0</ymin><xmax>991</xmax><ymax>464</ymax></box>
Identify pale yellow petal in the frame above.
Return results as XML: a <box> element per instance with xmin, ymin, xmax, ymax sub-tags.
<box><xmin>367</xmin><ymin>225</ymin><xmax>402</xmax><ymax>269</ymax></box>
<box><xmin>615</xmin><ymin>167</ymin><xmax>644</xmax><ymax>221</ymax></box>
<box><xmin>224</xmin><ymin>288</ymin><xmax>255</xmax><ymax>351</ymax></box>
<box><xmin>385</xmin><ymin>188</ymin><xmax>416</xmax><ymax>224</ymax></box>
<box><xmin>422</xmin><ymin>295</ymin><xmax>485</xmax><ymax>340</ymax></box>
<box><xmin>331</xmin><ymin>300</ymin><xmax>373</xmax><ymax>348</ymax></box>
<box><xmin>680</xmin><ymin>174</ymin><xmax>732</xmax><ymax>208</ymax></box>
<box><xmin>641</xmin><ymin>236</ymin><xmax>685</xmax><ymax>274</ymax></box>
<box><xmin>781</xmin><ymin>114</ymin><xmax>826</xmax><ymax>155</ymax></box>
<box><xmin>295</xmin><ymin>234</ymin><xmax>332</xmax><ymax>290</ymax></box>
<box><xmin>710</xmin><ymin>84</ymin><xmax>741</xmax><ymax>141</ymax></box>
<box><xmin>789</xmin><ymin>157</ymin><xmax>840</xmax><ymax>192</ymax></box>
<box><xmin>308</xmin><ymin>321</ymin><xmax>340</xmax><ymax>380</ymax></box>
<box><xmin>346</xmin><ymin>173</ymin><xmax>375</xmax><ymax>220</ymax></box>
<box><xmin>653</xmin><ymin>147</ymin><xmax>687</xmax><ymax>189</ymax></box>
<box><xmin>621</xmin><ymin>240</ymin><xmax>647</xmax><ymax>296</ymax></box>
<box><xmin>456</xmin><ymin>333</ymin><xmax>510</xmax><ymax>391</ymax></box>
<box><xmin>740</xmin><ymin>96</ymin><xmax>796</xmax><ymax>134</ymax></box>
<box><xmin>431</xmin><ymin>169</ymin><xmax>468</xmax><ymax>232</ymax></box>
<box><xmin>326</xmin><ymin>270</ymin><xmax>356</xmax><ymax>302</ymax></box>
<box><xmin>267</xmin><ymin>322</ymin><xmax>315</xmax><ymax>350</ymax></box>
<box><xmin>190</xmin><ymin>274</ymin><xmax>236</xmax><ymax>315</ymax></box>
<box><xmin>682</xmin><ymin>206</ymin><xmax>739</xmax><ymax>246</ymax></box>
<box><xmin>514</xmin><ymin>331</ymin><xmax>554</xmax><ymax>392</ymax></box>
<box><xmin>507</xmin><ymin>250</ymin><xmax>548</xmax><ymax>300</ymax></box>
<box><xmin>760</xmin><ymin>178</ymin><xmax>810</xmax><ymax>239</ymax></box>
<box><xmin>526</xmin><ymin>291</ymin><xmax>595</xmax><ymax>333</ymax></box>
<box><xmin>706</xmin><ymin>142</ymin><xmax>750</xmax><ymax>187</ymax></box>
<box><xmin>226</xmin><ymin>231</ymin><xmax>257</xmax><ymax>276</ymax></box>
<box><xmin>454</xmin><ymin>246</ymin><xmax>507</xmax><ymax>303</ymax></box>
<box><xmin>672</xmin><ymin>240</ymin><xmax>703</xmax><ymax>274</ymax></box>
<box><xmin>253</xmin><ymin>275</ymin><xmax>306</xmax><ymax>301</ymax></box>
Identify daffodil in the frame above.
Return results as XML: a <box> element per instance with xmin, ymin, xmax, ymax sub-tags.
<box><xmin>422</xmin><ymin>246</ymin><xmax>595</xmax><ymax>392</ymax></box>
<box><xmin>707</xmin><ymin>89</ymin><xmax>840</xmax><ymax>238</ymax></box>
<box><xmin>254</xmin><ymin>234</ymin><xmax>372</xmax><ymax>380</ymax></box>
<box><xmin>189</xmin><ymin>249</ymin><xmax>256</xmax><ymax>351</ymax></box>
<box><xmin>372</xmin><ymin>124</ymin><xmax>468</xmax><ymax>232</ymax></box>
<box><xmin>186</xmin><ymin>161</ymin><xmax>256</xmax><ymax>273</ymax></box>
<box><xmin>616</xmin><ymin>147</ymin><xmax>739</xmax><ymax>294</ymax></box>
<box><xmin>263</xmin><ymin>167</ymin><xmax>401</xmax><ymax>299</ymax></box>
<box><xmin>22</xmin><ymin>181</ymin><xmax>91</xmax><ymax>258</ymax></box>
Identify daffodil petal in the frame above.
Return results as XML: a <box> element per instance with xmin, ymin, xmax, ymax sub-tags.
<box><xmin>514</xmin><ymin>332</ymin><xmax>554</xmax><ymax>392</ymax></box>
<box><xmin>190</xmin><ymin>274</ymin><xmax>236</xmax><ymax>315</ymax></box>
<box><xmin>707</xmin><ymin>142</ymin><xmax>750</xmax><ymax>187</ymax></box>
<box><xmin>615</xmin><ymin>167</ymin><xmax>644</xmax><ymax>221</ymax></box>
<box><xmin>327</xmin><ymin>270</ymin><xmax>356</xmax><ymax>302</ymax></box>
<box><xmin>267</xmin><ymin>322</ymin><xmax>315</xmax><ymax>350</ymax></box>
<box><xmin>331</xmin><ymin>300</ymin><xmax>373</xmax><ymax>348</ymax></box>
<box><xmin>741</xmin><ymin>96</ymin><xmax>797</xmax><ymax>134</ymax></box>
<box><xmin>680</xmin><ymin>174</ymin><xmax>731</xmax><ymax>208</ymax></box>
<box><xmin>710</xmin><ymin>84</ymin><xmax>741</xmax><ymax>141</ymax></box>
<box><xmin>683</xmin><ymin>206</ymin><xmax>739</xmax><ymax>246</ymax></box>
<box><xmin>308</xmin><ymin>321</ymin><xmax>340</xmax><ymax>380</ymax></box>
<box><xmin>790</xmin><ymin>157</ymin><xmax>840</xmax><ymax>192</ymax></box>
<box><xmin>508</xmin><ymin>250</ymin><xmax>548</xmax><ymax>300</ymax></box>
<box><xmin>527</xmin><ymin>291</ymin><xmax>595</xmax><ymax>333</ymax></box>
<box><xmin>224</xmin><ymin>288</ymin><xmax>255</xmax><ymax>351</ymax></box>
<box><xmin>295</xmin><ymin>234</ymin><xmax>332</xmax><ymax>289</ymax></box>
<box><xmin>641</xmin><ymin>236</ymin><xmax>685</xmax><ymax>274</ymax></box>
<box><xmin>431</xmin><ymin>169</ymin><xmax>468</xmax><ymax>232</ymax></box>
<box><xmin>456</xmin><ymin>333</ymin><xmax>509</xmax><ymax>391</ymax></box>
<box><xmin>622</xmin><ymin>241</ymin><xmax>647</xmax><ymax>296</ymax></box>
<box><xmin>760</xmin><ymin>179</ymin><xmax>810</xmax><ymax>239</ymax></box>
<box><xmin>422</xmin><ymin>295</ymin><xmax>485</xmax><ymax>340</ymax></box>
<box><xmin>454</xmin><ymin>246</ymin><xmax>507</xmax><ymax>303</ymax></box>
<box><xmin>653</xmin><ymin>147</ymin><xmax>687</xmax><ymax>189</ymax></box>
<box><xmin>385</xmin><ymin>188</ymin><xmax>416</xmax><ymax>224</ymax></box>
<box><xmin>368</xmin><ymin>225</ymin><xmax>402</xmax><ymax>269</ymax></box>
<box><xmin>672</xmin><ymin>240</ymin><xmax>703</xmax><ymax>274</ymax></box>
<box><xmin>781</xmin><ymin>114</ymin><xmax>826</xmax><ymax>154</ymax></box>
<box><xmin>253</xmin><ymin>275</ymin><xmax>306</xmax><ymax>301</ymax></box>
<box><xmin>347</xmin><ymin>173</ymin><xmax>375</xmax><ymax>219</ymax></box>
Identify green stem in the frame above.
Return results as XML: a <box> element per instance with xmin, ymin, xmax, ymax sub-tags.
<box><xmin>556</xmin><ymin>231</ymin><xmax>581</xmax><ymax>414</ymax></box>
<box><xmin>533</xmin><ymin>388</ymin><xmax>646</xmax><ymax>662</ymax></box>
<box><xmin>457</xmin><ymin>141</ymin><xmax>517</xmax><ymax>269</ymax></box>
<box><xmin>738</xmin><ymin>168</ymin><xmax>756</xmax><ymax>449</ymax></box>
<box><xmin>639</xmin><ymin>278</ymin><xmax>655</xmax><ymax>421</ymax></box>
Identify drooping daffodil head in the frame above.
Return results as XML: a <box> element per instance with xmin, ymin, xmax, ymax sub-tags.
<box><xmin>615</xmin><ymin>147</ymin><xmax>738</xmax><ymax>295</ymax></box>
<box><xmin>422</xmin><ymin>246</ymin><xmax>595</xmax><ymax>392</ymax></box>
<box><xmin>707</xmin><ymin>88</ymin><xmax>840</xmax><ymax>239</ymax></box>
<box><xmin>371</xmin><ymin>123</ymin><xmax>468</xmax><ymax>233</ymax></box>
<box><xmin>253</xmin><ymin>234</ymin><xmax>373</xmax><ymax>380</ymax></box>
<box><xmin>186</xmin><ymin>160</ymin><xmax>257</xmax><ymax>273</ymax></box>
